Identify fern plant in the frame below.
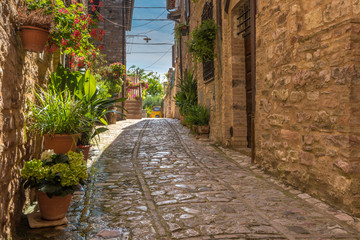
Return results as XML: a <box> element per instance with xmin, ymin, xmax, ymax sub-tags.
<box><xmin>185</xmin><ymin>105</ymin><xmax>210</xmax><ymax>127</ymax></box>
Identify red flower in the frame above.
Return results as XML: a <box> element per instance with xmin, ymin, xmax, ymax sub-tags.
<box><xmin>90</xmin><ymin>0</ymin><xmax>93</xmax><ymax>3</ymax></box>
<box><xmin>90</xmin><ymin>29</ymin><xmax>97</xmax><ymax>38</ymax></box>
<box><xmin>99</xmin><ymin>2</ymin><xmax>103</xmax><ymax>7</ymax></box>
<box><xmin>92</xmin><ymin>5</ymin><xmax>96</xmax><ymax>12</ymax></box>
<box><xmin>61</xmin><ymin>38</ymin><xmax>68</xmax><ymax>46</ymax></box>
<box><xmin>98</xmin><ymin>28</ymin><xmax>105</xmax><ymax>36</ymax></box>
<box><xmin>99</xmin><ymin>44</ymin><xmax>104</xmax><ymax>51</ymax></box>
<box><xmin>72</xmin><ymin>30</ymin><xmax>81</xmax><ymax>39</ymax></box>
<box><xmin>98</xmin><ymin>14</ymin><xmax>104</xmax><ymax>21</ymax></box>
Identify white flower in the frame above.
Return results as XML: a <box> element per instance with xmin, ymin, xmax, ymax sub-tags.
<box><xmin>40</xmin><ymin>149</ymin><xmax>56</xmax><ymax>160</ymax></box>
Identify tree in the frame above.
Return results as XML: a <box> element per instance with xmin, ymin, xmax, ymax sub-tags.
<box><xmin>127</xmin><ymin>65</ymin><xmax>163</xmax><ymax>97</ymax></box>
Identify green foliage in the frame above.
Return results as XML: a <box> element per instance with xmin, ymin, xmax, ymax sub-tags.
<box><xmin>174</xmin><ymin>71</ymin><xmax>198</xmax><ymax>116</ymax></box>
<box><xmin>26</xmin><ymin>0</ymin><xmax>103</xmax><ymax>66</ymax></box>
<box><xmin>185</xmin><ymin>105</ymin><xmax>210</xmax><ymax>127</ymax></box>
<box><xmin>174</xmin><ymin>22</ymin><xmax>189</xmax><ymax>41</ymax></box>
<box><xmin>127</xmin><ymin>66</ymin><xmax>163</xmax><ymax>97</ymax></box>
<box><xmin>26</xmin><ymin>88</ymin><xmax>86</xmax><ymax>135</ymax></box>
<box><xmin>186</xmin><ymin>19</ymin><xmax>217</xmax><ymax>62</ymax></box>
<box><xmin>21</xmin><ymin>150</ymin><xmax>88</xmax><ymax>197</ymax></box>
<box><xmin>143</xmin><ymin>95</ymin><xmax>163</xmax><ymax>117</ymax></box>
<box><xmin>48</xmin><ymin>64</ymin><xmax>127</xmax><ymax>145</ymax></box>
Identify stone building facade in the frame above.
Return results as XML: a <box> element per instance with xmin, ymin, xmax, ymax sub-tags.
<box><xmin>97</xmin><ymin>0</ymin><xmax>134</xmax><ymax>64</ymax></box>
<box><xmin>0</xmin><ymin>1</ymin><xmax>56</xmax><ymax>238</ymax></box>
<box><xmin>170</xmin><ymin>0</ymin><xmax>360</xmax><ymax>216</ymax></box>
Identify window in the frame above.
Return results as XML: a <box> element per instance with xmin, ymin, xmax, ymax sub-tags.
<box><xmin>202</xmin><ymin>1</ymin><xmax>215</xmax><ymax>83</ymax></box>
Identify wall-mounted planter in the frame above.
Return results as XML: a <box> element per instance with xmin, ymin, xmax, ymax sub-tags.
<box><xmin>20</xmin><ymin>26</ymin><xmax>49</xmax><ymax>53</ymax></box>
<box><xmin>181</xmin><ymin>26</ymin><xmax>189</xmax><ymax>36</ymax></box>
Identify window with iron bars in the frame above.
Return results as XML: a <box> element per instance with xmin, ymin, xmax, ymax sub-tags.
<box><xmin>202</xmin><ymin>1</ymin><xmax>215</xmax><ymax>83</ymax></box>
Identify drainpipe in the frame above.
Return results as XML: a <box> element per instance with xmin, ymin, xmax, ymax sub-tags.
<box><xmin>250</xmin><ymin>0</ymin><xmax>256</xmax><ymax>163</ymax></box>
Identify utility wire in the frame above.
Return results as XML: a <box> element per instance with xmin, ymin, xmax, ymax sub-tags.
<box><xmin>127</xmin><ymin>52</ymin><xmax>170</xmax><ymax>54</ymax></box>
<box><xmin>126</xmin><ymin>42</ymin><xmax>173</xmax><ymax>45</ymax></box>
<box><xmin>136</xmin><ymin>22</ymin><xmax>173</xmax><ymax>35</ymax></box>
<box><xmin>132</xmin><ymin>19</ymin><xmax>171</xmax><ymax>21</ymax></box>
<box><xmin>143</xmin><ymin>47</ymin><xmax>172</xmax><ymax>69</ymax></box>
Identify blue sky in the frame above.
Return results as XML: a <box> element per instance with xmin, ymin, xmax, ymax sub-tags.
<box><xmin>127</xmin><ymin>0</ymin><xmax>174</xmax><ymax>79</ymax></box>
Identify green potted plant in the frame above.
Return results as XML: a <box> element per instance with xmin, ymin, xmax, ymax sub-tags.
<box><xmin>174</xmin><ymin>71</ymin><xmax>198</xmax><ymax>124</ymax></box>
<box><xmin>26</xmin><ymin>87</ymin><xmax>86</xmax><ymax>154</ymax></box>
<box><xmin>21</xmin><ymin>150</ymin><xmax>87</xmax><ymax>220</ymax></box>
<box><xmin>185</xmin><ymin>105</ymin><xmax>210</xmax><ymax>134</ymax></box>
<box><xmin>49</xmin><ymin>65</ymin><xmax>127</xmax><ymax>159</ymax></box>
<box><xmin>17</xmin><ymin>1</ymin><xmax>54</xmax><ymax>52</ymax></box>
<box><xmin>175</xmin><ymin>22</ymin><xmax>189</xmax><ymax>40</ymax></box>
<box><xmin>186</xmin><ymin>19</ymin><xmax>217</xmax><ymax>63</ymax></box>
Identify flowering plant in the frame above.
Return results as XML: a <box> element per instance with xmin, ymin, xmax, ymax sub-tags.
<box><xmin>25</xmin><ymin>0</ymin><xmax>105</xmax><ymax>67</ymax></box>
<box><xmin>21</xmin><ymin>150</ymin><xmax>88</xmax><ymax>197</ymax></box>
<box><xmin>103</xmin><ymin>62</ymin><xmax>126</xmax><ymax>95</ymax></box>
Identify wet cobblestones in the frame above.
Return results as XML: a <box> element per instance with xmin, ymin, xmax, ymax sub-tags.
<box><xmin>16</xmin><ymin>119</ymin><xmax>360</xmax><ymax>239</ymax></box>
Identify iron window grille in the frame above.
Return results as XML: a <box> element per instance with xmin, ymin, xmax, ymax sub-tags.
<box><xmin>202</xmin><ymin>1</ymin><xmax>215</xmax><ymax>83</ymax></box>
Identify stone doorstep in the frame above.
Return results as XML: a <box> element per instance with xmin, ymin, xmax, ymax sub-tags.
<box><xmin>27</xmin><ymin>212</ymin><xmax>68</xmax><ymax>229</ymax></box>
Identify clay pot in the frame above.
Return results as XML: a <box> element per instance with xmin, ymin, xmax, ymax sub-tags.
<box><xmin>43</xmin><ymin>134</ymin><xmax>80</xmax><ymax>154</ymax></box>
<box><xmin>20</xmin><ymin>26</ymin><xmax>50</xmax><ymax>53</ymax></box>
<box><xmin>78</xmin><ymin>144</ymin><xmax>91</xmax><ymax>161</ymax></box>
<box><xmin>37</xmin><ymin>191</ymin><xmax>72</xmax><ymax>221</ymax></box>
<box><xmin>197</xmin><ymin>125</ymin><xmax>210</xmax><ymax>134</ymax></box>
<box><xmin>106</xmin><ymin>112</ymin><xmax>117</xmax><ymax>125</ymax></box>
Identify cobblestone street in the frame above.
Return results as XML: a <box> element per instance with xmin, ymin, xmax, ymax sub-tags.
<box><xmin>17</xmin><ymin>119</ymin><xmax>360</xmax><ymax>240</ymax></box>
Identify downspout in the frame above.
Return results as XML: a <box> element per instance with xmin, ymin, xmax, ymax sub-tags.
<box><xmin>250</xmin><ymin>0</ymin><xmax>256</xmax><ymax>163</ymax></box>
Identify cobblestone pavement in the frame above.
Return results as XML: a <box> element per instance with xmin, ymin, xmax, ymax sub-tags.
<box><xmin>17</xmin><ymin>119</ymin><xmax>360</xmax><ymax>240</ymax></box>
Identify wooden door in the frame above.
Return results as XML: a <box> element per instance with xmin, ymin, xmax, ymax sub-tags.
<box><xmin>244</xmin><ymin>33</ymin><xmax>252</xmax><ymax>148</ymax></box>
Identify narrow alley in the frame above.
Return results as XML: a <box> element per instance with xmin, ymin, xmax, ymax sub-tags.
<box><xmin>17</xmin><ymin>119</ymin><xmax>360</xmax><ymax>240</ymax></box>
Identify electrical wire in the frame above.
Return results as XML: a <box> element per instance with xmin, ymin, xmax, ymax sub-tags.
<box><xmin>126</xmin><ymin>42</ymin><xmax>173</xmax><ymax>45</ymax></box>
<box><xmin>136</xmin><ymin>22</ymin><xmax>173</xmax><ymax>35</ymax></box>
<box><xmin>143</xmin><ymin>47</ymin><xmax>172</xmax><ymax>69</ymax></box>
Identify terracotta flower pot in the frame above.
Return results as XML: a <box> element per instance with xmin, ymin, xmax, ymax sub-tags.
<box><xmin>106</xmin><ymin>112</ymin><xmax>117</xmax><ymax>125</ymax></box>
<box><xmin>197</xmin><ymin>125</ymin><xmax>210</xmax><ymax>134</ymax></box>
<box><xmin>37</xmin><ymin>191</ymin><xmax>72</xmax><ymax>221</ymax></box>
<box><xmin>20</xmin><ymin>26</ymin><xmax>50</xmax><ymax>53</ymax></box>
<box><xmin>43</xmin><ymin>134</ymin><xmax>80</xmax><ymax>154</ymax></box>
<box><xmin>78</xmin><ymin>144</ymin><xmax>91</xmax><ymax>161</ymax></box>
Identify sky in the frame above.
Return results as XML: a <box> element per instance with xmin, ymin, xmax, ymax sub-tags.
<box><xmin>126</xmin><ymin>0</ymin><xmax>175</xmax><ymax>80</ymax></box>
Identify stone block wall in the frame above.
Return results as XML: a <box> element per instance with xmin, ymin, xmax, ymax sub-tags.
<box><xmin>255</xmin><ymin>0</ymin><xmax>360</xmax><ymax>215</ymax></box>
<box><xmin>0</xmin><ymin>1</ymin><xmax>51</xmax><ymax>238</ymax></box>
<box><xmin>98</xmin><ymin>0</ymin><xmax>126</xmax><ymax>64</ymax></box>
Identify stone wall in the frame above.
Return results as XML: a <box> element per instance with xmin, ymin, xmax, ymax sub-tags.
<box><xmin>98</xmin><ymin>0</ymin><xmax>127</xmax><ymax>64</ymax></box>
<box><xmin>0</xmin><ymin>1</ymin><xmax>51</xmax><ymax>238</ymax></box>
<box><xmin>255</xmin><ymin>0</ymin><xmax>360</xmax><ymax>215</ymax></box>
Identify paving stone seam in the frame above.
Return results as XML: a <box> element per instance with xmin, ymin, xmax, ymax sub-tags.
<box><xmin>165</xmin><ymin>119</ymin><xmax>299</xmax><ymax>240</ymax></box>
<box><xmin>211</xmin><ymin>140</ymin><xmax>360</xmax><ymax>236</ymax></box>
<box><xmin>170</xmin><ymin>120</ymin><xmax>360</xmax><ymax>239</ymax></box>
<box><xmin>130</xmin><ymin>120</ymin><xmax>169</xmax><ymax>238</ymax></box>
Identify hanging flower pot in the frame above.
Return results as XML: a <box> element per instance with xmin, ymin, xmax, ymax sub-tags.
<box><xmin>181</xmin><ymin>25</ymin><xmax>189</xmax><ymax>36</ymax></box>
<box><xmin>37</xmin><ymin>191</ymin><xmax>72</xmax><ymax>221</ymax></box>
<box><xmin>43</xmin><ymin>134</ymin><xmax>80</xmax><ymax>154</ymax></box>
<box><xmin>20</xmin><ymin>26</ymin><xmax>50</xmax><ymax>53</ymax></box>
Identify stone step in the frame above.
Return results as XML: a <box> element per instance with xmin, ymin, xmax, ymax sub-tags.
<box><xmin>126</xmin><ymin>114</ymin><xmax>142</xmax><ymax>119</ymax></box>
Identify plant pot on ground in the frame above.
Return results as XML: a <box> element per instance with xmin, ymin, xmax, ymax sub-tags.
<box><xmin>21</xmin><ymin>150</ymin><xmax>87</xmax><ymax>220</ymax></box>
<box><xmin>197</xmin><ymin>125</ymin><xmax>210</xmax><ymax>134</ymax></box>
<box><xmin>26</xmin><ymin>88</ymin><xmax>87</xmax><ymax>154</ymax></box>
<box><xmin>17</xmin><ymin>8</ymin><xmax>53</xmax><ymax>52</ymax></box>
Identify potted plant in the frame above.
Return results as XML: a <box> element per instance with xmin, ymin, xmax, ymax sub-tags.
<box><xmin>21</xmin><ymin>150</ymin><xmax>87</xmax><ymax>220</ymax></box>
<box><xmin>185</xmin><ymin>105</ymin><xmax>210</xmax><ymax>135</ymax></box>
<box><xmin>17</xmin><ymin>2</ymin><xmax>54</xmax><ymax>52</ymax></box>
<box><xmin>26</xmin><ymin>88</ymin><xmax>86</xmax><ymax>154</ymax></box>
<box><xmin>48</xmin><ymin>65</ymin><xmax>127</xmax><ymax>158</ymax></box>
<box><xmin>186</xmin><ymin>19</ymin><xmax>217</xmax><ymax>63</ymax></box>
<box><xmin>175</xmin><ymin>22</ymin><xmax>189</xmax><ymax>40</ymax></box>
